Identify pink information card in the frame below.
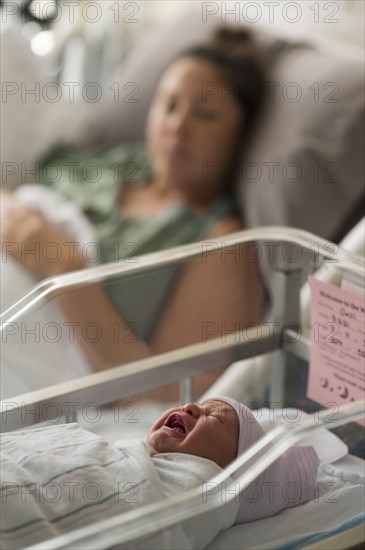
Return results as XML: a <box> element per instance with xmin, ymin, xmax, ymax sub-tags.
<box><xmin>307</xmin><ymin>277</ymin><xmax>365</xmax><ymax>422</ymax></box>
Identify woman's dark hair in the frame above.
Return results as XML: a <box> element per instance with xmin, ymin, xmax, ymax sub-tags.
<box><xmin>176</xmin><ymin>27</ymin><xmax>266</xmax><ymax>139</ymax></box>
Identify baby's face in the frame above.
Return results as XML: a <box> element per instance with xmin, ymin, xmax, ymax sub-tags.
<box><xmin>147</xmin><ymin>400</ymin><xmax>239</xmax><ymax>468</ymax></box>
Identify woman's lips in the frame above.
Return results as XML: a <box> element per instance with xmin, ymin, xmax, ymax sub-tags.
<box><xmin>164</xmin><ymin>144</ymin><xmax>191</xmax><ymax>160</ymax></box>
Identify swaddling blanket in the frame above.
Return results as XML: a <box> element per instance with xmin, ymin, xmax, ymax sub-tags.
<box><xmin>0</xmin><ymin>423</ymin><xmax>236</xmax><ymax>549</ymax></box>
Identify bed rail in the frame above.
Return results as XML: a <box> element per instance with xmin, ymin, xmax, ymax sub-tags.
<box><xmin>0</xmin><ymin>323</ymin><xmax>276</xmax><ymax>431</ymax></box>
<box><xmin>1</xmin><ymin>226</ymin><xmax>363</xmax><ymax>325</ymax></box>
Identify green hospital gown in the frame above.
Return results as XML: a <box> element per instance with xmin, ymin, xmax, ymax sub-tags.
<box><xmin>39</xmin><ymin>143</ymin><xmax>239</xmax><ymax>339</ymax></box>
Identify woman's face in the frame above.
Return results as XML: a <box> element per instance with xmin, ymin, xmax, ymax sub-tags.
<box><xmin>145</xmin><ymin>58</ymin><xmax>243</xmax><ymax>200</ymax></box>
<box><xmin>147</xmin><ymin>400</ymin><xmax>239</xmax><ymax>468</ymax></box>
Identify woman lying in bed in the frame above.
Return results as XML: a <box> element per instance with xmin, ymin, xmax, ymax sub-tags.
<box><xmin>0</xmin><ymin>398</ymin><xmax>319</xmax><ymax>550</ymax></box>
<box><xmin>1</xmin><ymin>28</ymin><xmax>265</xmax><ymax>397</ymax></box>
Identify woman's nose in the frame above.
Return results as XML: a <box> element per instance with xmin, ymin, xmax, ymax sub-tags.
<box><xmin>168</xmin><ymin>110</ymin><xmax>191</xmax><ymax>137</ymax></box>
<box><xmin>182</xmin><ymin>403</ymin><xmax>201</xmax><ymax>418</ymax></box>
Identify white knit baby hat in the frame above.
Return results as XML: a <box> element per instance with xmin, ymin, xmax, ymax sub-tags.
<box><xmin>211</xmin><ymin>396</ymin><xmax>320</xmax><ymax>523</ymax></box>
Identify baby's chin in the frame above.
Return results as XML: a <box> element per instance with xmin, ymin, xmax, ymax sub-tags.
<box><xmin>146</xmin><ymin>431</ymin><xmax>168</xmax><ymax>455</ymax></box>
<box><xmin>146</xmin><ymin>430</ymin><xmax>156</xmax><ymax>451</ymax></box>
<box><xmin>146</xmin><ymin>428</ymin><xmax>186</xmax><ymax>455</ymax></box>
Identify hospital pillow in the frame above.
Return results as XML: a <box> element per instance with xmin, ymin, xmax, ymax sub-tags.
<box><xmin>76</xmin><ymin>10</ymin><xmax>364</xmax><ymax>242</ymax></box>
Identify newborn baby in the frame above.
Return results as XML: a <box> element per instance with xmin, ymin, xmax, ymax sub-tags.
<box><xmin>148</xmin><ymin>396</ymin><xmax>320</xmax><ymax>522</ymax></box>
<box><xmin>0</xmin><ymin>397</ymin><xmax>319</xmax><ymax>549</ymax></box>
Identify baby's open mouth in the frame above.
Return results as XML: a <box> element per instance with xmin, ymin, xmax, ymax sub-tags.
<box><xmin>164</xmin><ymin>413</ymin><xmax>187</xmax><ymax>434</ymax></box>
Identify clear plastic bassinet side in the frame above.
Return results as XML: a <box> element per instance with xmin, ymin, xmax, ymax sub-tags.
<box><xmin>1</xmin><ymin>226</ymin><xmax>364</xmax><ymax>422</ymax></box>
<box><xmin>1</xmin><ymin>227</ymin><xmax>364</xmax><ymax>550</ymax></box>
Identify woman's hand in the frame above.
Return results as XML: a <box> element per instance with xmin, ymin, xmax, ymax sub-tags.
<box><xmin>1</xmin><ymin>190</ymin><xmax>87</xmax><ymax>278</ymax></box>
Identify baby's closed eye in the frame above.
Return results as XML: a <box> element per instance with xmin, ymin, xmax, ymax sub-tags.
<box><xmin>208</xmin><ymin>411</ymin><xmax>225</xmax><ymax>423</ymax></box>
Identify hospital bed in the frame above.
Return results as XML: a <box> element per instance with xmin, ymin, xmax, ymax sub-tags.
<box><xmin>1</xmin><ymin>227</ymin><xmax>364</xmax><ymax>549</ymax></box>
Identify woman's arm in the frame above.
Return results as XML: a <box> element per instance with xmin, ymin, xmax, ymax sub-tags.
<box><xmin>57</xmin><ymin>283</ymin><xmax>153</xmax><ymax>370</ymax></box>
<box><xmin>152</xmin><ymin>217</ymin><xmax>262</xmax><ymax>351</ymax></box>
<box><xmin>146</xmin><ymin>217</ymin><xmax>262</xmax><ymax>398</ymax></box>
<box><xmin>0</xmin><ymin>190</ymin><xmax>86</xmax><ymax>277</ymax></box>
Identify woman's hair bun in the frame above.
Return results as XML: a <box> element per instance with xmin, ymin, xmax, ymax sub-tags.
<box><xmin>213</xmin><ymin>27</ymin><xmax>252</xmax><ymax>48</ymax></box>
<box><xmin>210</xmin><ymin>26</ymin><xmax>263</xmax><ymax>70</ymax></box>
